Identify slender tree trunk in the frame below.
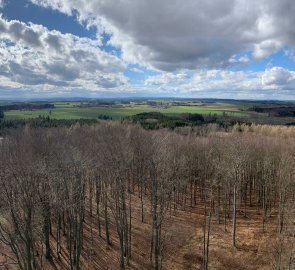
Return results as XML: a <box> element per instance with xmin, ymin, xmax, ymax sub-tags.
<box><xmin>232</xmin><ymin>184</ymin><xmax>237</xmax><ymax>247</ymax></box>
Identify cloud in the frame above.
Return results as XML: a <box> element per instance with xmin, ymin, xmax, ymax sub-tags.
<box><xmin>0</xmin><ymin>16</ymin><xmax>128</xmax><ymax>94</ymax></box>
<box><xmin>229</xmin><ymin>55</ymin><xmax>250</xmax><ymax>64</ymax></box>
<box><xmin>30</xmin><ymin>0</ymin><xmax>295</xmax><ymax>71</ymax></box>
<box><xmin>252</xmin><ymin>40</ymin><xmax>282</xmax><ymax>60</ymax></box>
<box><xmin>0</xmin><ymin>0</ymin><xmax>6</xmax><ymax>9</ymax></box>
<box><xmin>284</xmin><ymin>49</ymin><xmax>295</xmax><ymax>62</ymax></box>
<box><xmin>145</xmin><ymin>73</ymin><xmax>189</xmax><ymax>86</ymax></box>
<box><xmin>129</xmin><ymin>67</ymin><xmax>144</xmax><ymax>74</ymax></box>
<box><xmin>144</xmin><ymin>68</ymin><xmax>295</xmax><ymax>98</ymax></box>
<box><xmin>1</xmin><ymin>1</ymin><xmax>295</xmax><ymax>99</ymax></box>
<box><xmin>261</xmin><ymin>67</ymin><xmax>295</xmax><ymax>89</ymax></box>
<box><xmin>44</xmin><ymin>33</ymin><xmax>62</xmax><ymax>51</ymax></box>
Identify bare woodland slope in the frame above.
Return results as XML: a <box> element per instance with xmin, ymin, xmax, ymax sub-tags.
<box><xmin>0</xmin><ymin>123</ymin><xmax>294</xmax><ymax>269</ymax></box>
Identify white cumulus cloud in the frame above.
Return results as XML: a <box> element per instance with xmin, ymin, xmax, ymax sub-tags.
<box><xmin>0</xmin><ymin>16</ymin><xmax>129</xmax><ymax>95</ymax></box>
<box><xmin>261</xmin><ymin>67</ymin><xmax>295</xmax><ymax>89</ymax></box>
<box><xmin>30</xmin><ymin>0</ymin><xmax>295</xmax><ymax>71</ymax></box>
<box><xmin>144</xmin><ymin>68</ymin><xmax>295</xmax><ymax>99</ymax></box>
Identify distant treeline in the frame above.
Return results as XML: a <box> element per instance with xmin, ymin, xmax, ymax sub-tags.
<box><xmin>0</xmin><ymin>103</ymin><xmax>54</xmax><ymax>111</ymax></box>
<box><xmin>98</xmin><ymin>114</ymin><xmax>113</xmax><ymax>120</ymax></box>
<box><xmin>129</xmin><ymin>112</ymin><xmax>249</xmax><ymax>130</ymax></box>
<box><xmin>76</xmin><ymin>100</ymin><xmax>130</xmax><ymax>108</ymax></box>
<box><xmin>0</xmin><ymin>116</ymin><xmax>98</xmax><ymax>130</ymax></box>
<box><xmin>249</xmin><ymin>106</ymin><xmax>295</xmax><ymax>117</ymax></box>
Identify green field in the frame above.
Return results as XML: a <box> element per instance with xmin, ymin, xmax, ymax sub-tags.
<box><xmin>3</xmin><ymin>101</ymin><xmax>248</xmax><ymax>120</ymax></box>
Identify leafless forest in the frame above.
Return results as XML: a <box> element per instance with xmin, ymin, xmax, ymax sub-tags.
<box><xmin>0</xmin><ymin>123</ymin><xmax>294</xmax><ymax>270</ymax></box>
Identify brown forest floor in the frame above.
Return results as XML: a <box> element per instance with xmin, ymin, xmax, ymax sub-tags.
<box><xmin>0</xmin><ymin>194</ymin><xmax>278</xmax><ymax>270</ymax></box>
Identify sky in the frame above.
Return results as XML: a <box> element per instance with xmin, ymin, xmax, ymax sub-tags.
<box><xmin>0</xmin><ymin>0</ymin><xmax>295</xmax><ymax>100</ymax></box>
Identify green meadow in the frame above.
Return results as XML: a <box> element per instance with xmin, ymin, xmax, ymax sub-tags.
<box><xmin>3</xmin><ymin>101</ymin><xmax>248</xmax><ymax>120</ymax></box>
